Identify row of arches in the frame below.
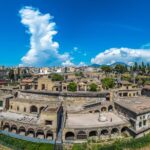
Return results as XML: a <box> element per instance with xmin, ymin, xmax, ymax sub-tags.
<box><xmin>10</xmin><ymin>105</ymin><xmax>45</xmax><ymax>114</ymax></box>
<box><xmin>65</xmin><ymin>127</ymin><xmax>128</xmax><ymax>140</ymax></box>
<box><xmin>3</xmin><ymin>123</ymin><xmax>53</xmax><ymax>140</ymax></box>
<box><xmin>89</xmin><ymin>105</ymin><xmax>113</xmax><ymax>113</ymax></box>
<box><xmin>30</xmin><ymin>105</ymin><xmax>45</xmax><ymax>114</ymax></box>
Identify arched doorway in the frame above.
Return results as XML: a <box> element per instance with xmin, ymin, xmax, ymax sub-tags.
<box><xmin>77</xmin><ymin>131</ymin><xmax>87</xmax><ymax>140</ymax></box>
<box><xmin>89</xmin><ymin>131</ymin><xmax>97</xmax><ymax>137</ymax></box>
<box><xmin>65</xmin><ymin>132</ymin><xmax>75</xmax><ymax>140</ymax></box>
<box><xmin>46</xmin><ymin>130</ymin><xmax>53</xmax><ymax>140</ymax></box>
<box><xmin>101</xmin><ymin>129</ymin><xmax>109</xmax><ymax>136</ymax></box>
<box><xmin>36</xmin><ymin>130</ymin><xmax>45</xmax><ymax>139</ymax></box>
<box><xmin>111</xmin><ymin>128</ymin><xmax>119</xmax><ymax>135</ymax></box>
<box><xmin>11</xmin><ymin>125</ymin><xmax>17</xmax><ymax>133</ymax></box>
<box><xmin>101</xmin><ymin>107</ymin><xmax>107</xmax><ymax>112</ymax></box>
<box><xmin>19</xmin><ymin>126</ymin><xmax>26</xmax><ymax>135</ymax></box>
<box><xmin>3</xmin><ymin>123</ymin><xmax>10</xmax><ymax>131</ymax></box>
<box><xmin>30</xmin><ymin>105</ymin><xmax>38</xmax><ymax>113</ymax></box>
<box><xmin>121</xmin><ymin>127</ymin><xmax>129</xmax><ymax>136</ymax></box>
<box><xmin>27</xmin><ymin>128</ymin><xmax>35</xmax><ymax>137</ymax></box>
<box><xmin>108</xmin><ymin>105</ymin><xmax>113</xmax><ymax>112</ymax></box>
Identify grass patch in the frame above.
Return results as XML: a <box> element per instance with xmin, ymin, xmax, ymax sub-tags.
<box><xmin>0</xmin><ymin>134</ymin><xmax>54</xmax><ymax>150</ymax></box>
<box><xmin>72</xmin><ymin>134</ymin><xmax>150</xmax><ymax>150</ymax></box>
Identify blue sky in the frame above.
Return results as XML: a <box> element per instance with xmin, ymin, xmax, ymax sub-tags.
<box><xmin>0</xmin><ymin>0</ymin><xmax>150</xmax><ymax>66</ymax></box>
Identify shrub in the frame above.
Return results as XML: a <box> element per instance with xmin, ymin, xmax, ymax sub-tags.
<box><xmin>67</xmin><ymin>82</ymin><xmax>77</xmax><ymax>92</ymax></box>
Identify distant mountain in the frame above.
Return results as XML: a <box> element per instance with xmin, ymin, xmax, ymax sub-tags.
<box><xmin>90</xmin><ymin>64</ymin><xmax>101</xmax><ymax>68</ymax></box>
<box><xmin>90</xmin><ymin>62</ymin><xmax>128</xmax><ymax>68</ymax></box>
<box><xmin>110</xmin><ymin>62</ymin><xmax>129</xmax><ymax>67</ymax></box>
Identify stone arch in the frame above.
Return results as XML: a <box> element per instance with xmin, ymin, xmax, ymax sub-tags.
<box><xmin>36</xmin><ymin>129</ymin><xmax>45</xmax><ymax>139</ymax></box>
<box><xmin>121</xmin><ymin>126</ymin><xmax>129</xmax><ymax>136</ymax></box>
<box><xmin>18</xmin><ymin>126</ymin><xmax>26</xmax><ymax>135</ymax></box>
<box><xmin>27</xmin><ymin>128</ymin><xmax>35</xmax><ymax>137</ymax></box>
<box><xmin>46</xmin><ymin>130</ymin><xmax>53</xmax><ymax>140</ymax></box>
<box><xmin>106</xmin><ymin>93</ymin><xmax>110</xmax><ymax>101</ymax></box>
<box><xmin>111</xmin><ymin>128</ymin><xmax>119</xmax><ymax>135</ymax></box>
<box><xmin>3</xmin><ymin>122</ymin><xmax>10</xmax><ymax>131</ymax></box>
<box><xmin>11</xmin><ymin>124</ymin><xmax>17</xmax><ymax>133</ymax></box>
<box><xmin>39</xmin><ymin>106</ymin><xmax>45</xmax><ymax>113</ymax></box>
<box><xmin>77</xmin><ymin>131</ymin><xmax>87</xmax><ymax>140</ymax></box>
<box><xmin>121</xmin><ymin>126</ymin><xmax>128</xmax><ymax>133</ymax></box>
<box><xmin>65</xmin><ymin>131</ymin><xmax>75</xmax><ymax>140</ymax></box>
<box><xmin>101</xmin><ymin>107</ymin><xmax>107</xmax><ymax>112</ymax></box>
<box><xmin>101</xmin><ymin>129</ymin><xmax>109</xmax><ymax>136</ymax></box>
<box><xmin>94</xmin><ymin>110</ymin><xmax>100</xmax><ymax>113</ymax></box>
<box><xmin>30</xmin><ymin>105</ymin><xmax>38</xmax><ymax>113</ymax></box>
<box><xmin>89</xmin><ymin>131</ymin><xmax>97</xmax><ymax>137</ymax></box>
<box><xmin>108</xmin><ymin>105</ymin><xmax>113</xmax><ymax>112</ymax></box>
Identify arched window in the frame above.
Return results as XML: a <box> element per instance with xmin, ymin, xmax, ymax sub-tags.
<box><xmin>30</xmin><ymin>105</ymin><xmax>38</xmax><ymax>113</ymax></box>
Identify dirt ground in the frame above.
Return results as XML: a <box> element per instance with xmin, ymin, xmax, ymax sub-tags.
<box><xmin>0</xmin><ymin>145</ymin><xmax>11</xmax><ymax>150</ymax></box>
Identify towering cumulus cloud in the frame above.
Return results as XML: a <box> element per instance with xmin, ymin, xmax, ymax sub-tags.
<box><xmin>19</xmin><ymin>6</ymin><xmax>71</xmax><ymax>66</ymax></box>
<box><xmin>91</xmin><ymin>48</ymin><xmax>150</xmax><ymax>65</ymax></box>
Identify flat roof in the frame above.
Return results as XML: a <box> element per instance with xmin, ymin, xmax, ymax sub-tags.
<box><xmin>11</xmin><ymin>98</ymin><xmax>61</xmax><ymax>105</ymax></box>
<box><xmin>0</xmin><ymin>111</ymin><xmax>38</xmax><ymax>125</ymax></box>
<box><xmin>0</xmin><ymin>94</ymin><xmax>13</xmax><ymax>99</ymax></box>
<box><xmin>20</xmin><ymin>90</ymin><xmax>109</xmax><ymax>97</ymax></box>
<box><xmin>115</xmin><ymin>96</ymin><xmax>150</xmax><ymax>115</ymax></box>
<box><xmin>65</xmin><ymin>112</ymin><xmax>126</xmax><ymax>129</ymax></box>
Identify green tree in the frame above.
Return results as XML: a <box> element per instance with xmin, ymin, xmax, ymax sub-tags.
<box><xmin>89</xmin><ymin>83</ymin><xmax>98</xmax><ymax>91</ymax></box>
<box><xmin>101</xmin><ymin>65</ymin><xmax>112</xmax><ymax>74</ymax></box>
<box><xmin>75</xmin><ymin>72</ymin><xmax>84</xmax><ymax>77</ymax></box>
<box><xmin>51</xmin><ymin>73</ymin><xmax>64</xmax><ymax>81</ymax></box>
<box><xmin>101</xmin><ymin>78</ymin><xmax>115</xmax><ymax>89</ymax></box>
<box><xmin>133</xmin><ymin>62</ymin><xmax>138</xmax><ymax>72</ymax></box>
<box><xmin>67</xmin><ymin>82</ymin><xmax>77</xmax><ymax>92</ymax></box>
<box><xmin>114</xmin><ymin>64</ymin><xmax>128</xmax><ymax>74</ymax></box>
<box><xmin>141</xmin><ymin>61</ymin><xmax>146</xmax><ymax>74</ymax></box>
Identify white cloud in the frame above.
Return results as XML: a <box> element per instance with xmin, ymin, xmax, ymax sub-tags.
<box><xmin>62</xmin><ymin>60</ymin><xmax>74</xmax><ymax>67</ymax></box>
<box><xmin>78</xmin><ymin>62</ymin><xmax>86</xmax><ymax>66</ymax></box>
<box><xmin>91</xmin><ymin>47</ymin><xmax>150</xmax><ymax>65</ymax></box>
<box><xmin>19</xmin><ymin>6</ymin><xmax>72</xmax><ymax>66</ymax></box>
